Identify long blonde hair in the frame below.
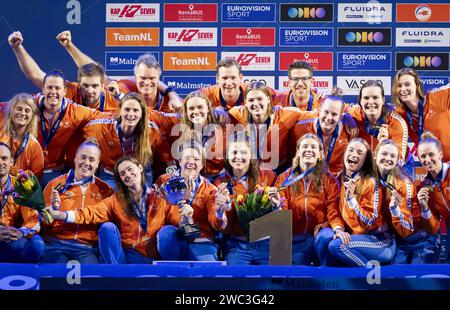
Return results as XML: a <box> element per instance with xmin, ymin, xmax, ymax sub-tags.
<box><xmin>117</xmin><ymin>92</ymin><xmax>152</xmax><ymax>167</ymax></box>
<box><xmin>291</xmin><ymin>133</ymin><xmax>326</xmax><ymax>192</ymax></box>
<box><xmin>3</xmin><ymin>93</ymin><xmax>39</xmax><ymax>137</ymax></box>
<box><xmin>373</xmin><ymin>139</ymin><xmax>410</xmax><ymax>188</ymax></box>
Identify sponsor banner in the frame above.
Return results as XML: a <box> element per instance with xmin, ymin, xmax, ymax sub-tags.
<box><xmin>278</xmin><ymin>76</ymin><xmax>333</xmax><ymax>94</ymax></box>
<box><xmin>106</xmin><ymin>3</ymin><xmax>159</xmax><ymax>22</ymax></box>
<box><xmin>163</xmin><ymin>28</ymin><xmax>217</xmax><ymax>47</ymax></box>
<box><xmin>396</xmin><ymin>28</ymin><xmax>450</xmax><ymax>47</ymax></box>
<box><xmin>242</xmin><ymin>76</ymin><xmax>275</xmax><ymax>89</ymax></box>
<box><xmin>221</xmin><ymin>52</ymin><xmax>275</xmax><ymax>71</ymax></box>
<box><xmin>105</xmin><ymin>28</ymin><xmax>159</xmax><ymax>46</ymax></box>
<box><xmin>420</xmin><ymin>77</ymin><xmax>450</xmax><ymax>92</ymax></box>
<box><xmin>396</xmin><ymin>4</ymin><xmax>450</xmax><ymax>22</ymax></box>
<box><xmin>279</xmin><ymin>52</ymin><xmax>333</xmax><ymax>71</ymax></box>
<box><xmin>338</xmin><ymin>27</ymin><xmax>391</xmax><ymax>46</ymax></box>
<box><xmin>164</xmin><ymin>3</ymin><xmax>218</xmax><ymax>22</ymax></box>
<box><xmin>337</xmin><ymin>3</ymin><xmax>392</xmax><ymax>23</ymax></box>
<box><xmin>280</xmin><ymin>3</ymin><xmax>333</xmax><ymax>22</ymax></box>
<box><xmin>337</xmin><ymin>76</ymin><xmax>392</xmax><ymax>95</ymax></box>
<box><xmin>221</xmin><ymin>3</ymin><xmax>276</xmax><ymax>22</ymax></box>
<box><xmin>279</xmin><ymin>27</ymin><xmax>333</xmax><ymax>47</ymax></box>
<box><xmin>337</xmin><ymin>52</ymin><xmax>391</xmax><ymax>71</ymax></box>
<box><xmin>396</xmin><ymin>52</ymin><xmax>449</xmax><ymax>71</ymax></box>
<box><xmin>221</xmin><ymin>28</ymin><xmax>275</xmax><ymax>46</ymax></box>
<box><xmin>162</xmin><ymin>76</ymin><xmax>216</xmax><ymax>95</ymax></box>
<box><xmin>109</xmin><ymin>75</ymin><xmax>133</xmax><ymax>81</ymax></box>
<box><xmin>163</xmin><ymin>52</ymin><xmax>217</xmax><ymax>71</ymax></box>
<box><xmin>105</xmin><ymin>51</ymin><xmax>159</xmax><ymax>71</ymax></box>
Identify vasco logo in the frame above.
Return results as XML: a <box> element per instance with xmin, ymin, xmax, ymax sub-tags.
<box><xmin>338</xmin><ymin>28</ymin><xmax>391</xmax><ymax>46</ymax></box>
<box><xmin>415</xmin><ymin>4</ymin><xmax>431</xmax><ymax>21</ymax></box>
<box><xmin>280</xmin><ymin>4</ymin><xmax>333</xmax><ymax>22</ymax></box>
<box><xmin>396</xmin><ymin>53</ymin><xmax>449</xmax><ymax>71</ymax></box>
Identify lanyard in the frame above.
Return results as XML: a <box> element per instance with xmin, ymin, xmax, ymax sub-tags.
<box><xmin>316</xmin><ymin>121</ymin><xmax>339</xmax><ymax>164</ymax></box>
<box><xmin>186</xmin><ymin>176</ymin><xmax>202</xmax><ymax>205</ymax></box>
<box><xmin>116</xmin><ymin>122</ymin><xmax>135</xmax><ymax>157</ymax></box>
<box><xmin>10</xmin><ymin>133</ymin><xmax>29</xmax><ymax>164</ymax></box>
<box><xmin>131</xmin><ymin>187</ymin><xmax>150</xmax><ymax>232</ymax></box>
<box><xmin>281</xmin><ymin>166</ymin><xmax>315</xmax><ymax>188</ymax></box>
<box><xmin>220</xmin><ymin>89</ymin><xmax>243</xmax><ymax>110</ymax></box>
<box><xmin>290</xmin><ymin>92</ymin><xmax>313</xmax><ymax>111</ymax></box>
<box><xmin>154</xmin><ymin>92</ymin><xmax>164</xmax><ymax>111</ymax></box>
<box><xmin>40</xmin><ymin>97</ymin><xmax>68</xmax><ymax>148</ymax></box>
<box><xmin>59</xmin><ymin>169</ymin><xmax>94</xmax><ymax>193</ymax></box>
<box><xmin>98</xmin><ymin>92</ymin><xmax>105</xmax><ymax>112</ymax></box>
<box><xmin>406</xmin><ymin>98</ymin><xmax>424</xmax><ymax>138</ymax></box>
<box><xmin>1</xmin><ymin>176</ymin><xmax>12</xmax><ymax>212</ymax></box>
<box><xmin>249</xmin><ymin>115</ymin><xmax>272</xmax><ymax>160</ymax></box>
<box><xmin>364</xmin><ymin>116</ymin><xmax>383</xmax><ymax>138</ymax></box>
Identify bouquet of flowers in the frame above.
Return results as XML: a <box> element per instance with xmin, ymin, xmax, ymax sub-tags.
<box><xmin>11</xmin><ymin>170</ymin><xmax>53</xmax><ymax>224</ymax></box>
<box><xmin>233</xmin><ymin>185</ymin><xmax>285</xmax><ymax>234</ymax></box>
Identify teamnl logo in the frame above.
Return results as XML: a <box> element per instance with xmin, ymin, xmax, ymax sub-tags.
<box><xmin>338</xmin><ymin>28</ymin><xmax>391</xmax><ymax>46</ymax></box>
<box><xmin>280</xmin><ymin>3</ymin><xmax>333</xmax><ymax>22</ymax></box>
<box><xmin>221</xmin><ymin>52</ymin><xmax>275</xmax><ymax>71</ymax></box>
<box><xmin>396</xmin><ymin>53</ymin><xmax>449</xmax><ymax>71</ymax></box>
<box><xmin>163</xmin><ymin>28</ymin><xmax>217</xmax><ymax>46</ymax></box>
<box><xmin>106</xmin><ymin>3</ymin><xmax>159</xmax><ymax>22</ymax></box>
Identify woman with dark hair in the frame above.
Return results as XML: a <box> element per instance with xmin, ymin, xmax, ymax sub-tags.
<box><xmin>156</xmin><ymin>142</ymin><xmax>229</xmax><ymax>261</ymax></box>
<box><xmin>416</xmin><ymin>132</ymin><xmax>449</xmax><ymax>263</ymax></box>
<box><xmin>47</xmin><ymin>156</ymin><xmax>180</xmax><ymax>264</ymax></box>
<box><xmin>83</xmin><ymin>92</ymin><xmax>169</xmax><ymax>189</ymax></box>
<box><xmin>275</xmin><ymin>133</ymin><xmax>341</xmax><ymax>265</ymax></box>
<box><xmin>327</xmin><ymin>138</ymin><xmax>396</xmax><ymax>266</ymax></box>
<box><xmin>42</xmin><ymin>139</ymin><xmax>113</xmax><ymax>263</ymax></box>
<box><xmin>373</xmin><ymin>139</ymin><xmax>437</xmax><ymax>264</ymax></box>
<box><xmin>213</xmin><ymin>138</ymin><xmax>278</xmax><ymax>265</ymax></box>
<box><xmin>350</xmin><ymin>80</ymin><xmax>409</xmax><ymax>162</ymax></box>
<box><xmin>393</xmin><ymin>68</ymin><xmax>450</xmax><ymax>162</ymax></box>
<box><xmin>0</xmin><ymin>93</ymin><xmax>44</xmax><ymax>179</ymax></box>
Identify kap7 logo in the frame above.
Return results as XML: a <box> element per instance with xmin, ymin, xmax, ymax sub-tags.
<box><xmin>106</xmin><ymin>3</ymin><xmax>159</xmax><ymax>22</ymax></box>
<box><xmin>280</xmin><ymin>3</ymin><xmax>333</xmax><ymax>22</ymax></box>
<box><xmin>163</xmin><ymin>28</ymin><xmax>217</xmax><ymax>46</ymax></box>
<box><xmin>221</xmin><ymin>52</ymin><xmax>275</xmax><ymax>71</ymax></box>
<box><xmin>396</xmin><ymin>53</ymin><xmax>449</xmax><ymax>71</ymax></box>
<box><xmin>338</xmin><ymin>28</ymin><xmax>391</xmax><ymax>46</ymax></box>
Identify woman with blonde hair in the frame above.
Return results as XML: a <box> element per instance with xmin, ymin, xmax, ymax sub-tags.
<box><xmin>275</xmin><ymin>133</ymin><xmax>341</xmax><ymax>265</ymax></box>
<box><xmin>0</xmin><ymin>93</ymin><xmax>44</xmax><ymax>179</ymax></box>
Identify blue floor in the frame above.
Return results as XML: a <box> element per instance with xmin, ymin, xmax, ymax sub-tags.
<box><xmin>1</xmin><ymin>263</ymin><xmax>449</xmax><ymax>290</ymax></box>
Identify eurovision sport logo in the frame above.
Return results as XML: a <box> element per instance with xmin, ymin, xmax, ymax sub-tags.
<box><xmin>105</xmin><ymin>52</ymin><xmax>159</xmax><ymax>71</ymax></box>
<box><xmin>221</xmin><ymin>52</ymin><xmax>275</xmax><ymax>71</ymax></box>
<box><xmin>280</xmin><ymin>3</ymin><xmax>333</xmax><ymax>22</ymax></box>
<box><xmin>396</xmin><ymin>53</ymin><xmax>449</xmax><ymax>71</ymax></box>
<box><xmin>279</xmin><ymin>27</ymin><xmax>333</xmax><ymax>47</ymax></box>
<box><xmin>106</xmin><ymin>3</ymin><xmax>160</xmax><ymax>22</ymax></box>
<box><xmin>421</xmin><ymin>77</ymin><xmax>450</xmax><ymax>92</ymax></box>
<box><xmin>337</xmin><ymin>52</ymin><xmax>391</xmax><ymax>71</ymax></box>
<box><xmin>338</xmin><ymin>28</ymin><xmax>391</xmax><ymax>46</ymax></box>
<box><xmin>221</xmin><ymin>3</ymin><xmax>276</xmax><ymax>22</ymax></box>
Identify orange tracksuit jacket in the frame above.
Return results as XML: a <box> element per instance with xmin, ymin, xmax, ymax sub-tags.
<box><xmin>0</xmin><ymin>133</ymin><xmax>44</xmax><ymax>180</ymax></box>
<box><xmin>0</xmin><ymin>175</ymin><xmax>40</xmax><ymax>237</ymax></box>
<box><xmin>35</xmin><ymin>96</ymin><xmax>108</xmax><ymax>169</ymax></box>
<box><xmin>273</xmin><ymin>89</ymin><xmax>321</xmax><ymax>111</ymax></box>
<box><xmin>350</xmin><ymin>106</ymin><xmax>409</xmax><ymax>161</ymax></box>
<box><xmin>117</xmin><ymin>79</ymin><xmax>172</xmax><ymax>112</ymax></box>
<box><xmin>228</xmin><ymin>106</ymin><xmax>316</xmax><ymax>169</ymax></box>
<box><xmin>157</xmin><ymin>174</ymin><xmax>227</xmax><ymax>239</ymax></box>
<box><xmin>288</xmin><ymin>118</ymin><xmax>350</xmax><ymax>176</ymax></box>
<box><xmin>338</xmin><ymin>175</ymin><xmax>386</xmax><ymax>234</ymax></box>
<box><xmin>82</xmin><ymin>118</ymin><xmax>171</xmax><ymax>171</ymax></box>
<box><xmin>42</xmin><ymin>174</ymin><xmax>113</xmax><ymax>245</ymax></box>
<box><xmin>275</xmin><ymin>168</ymin><xmax>341</xmax><ymax>235</ymax></box>
<box><xmin>380</xmin><ymin>176</ymin><xmax>416</xmax><ymax>239</ymax></box>
<box><xmin>67</xmin><ymin>190</ymin><xmax>180</xmax><ymax>258</ymax></box>
<box><xmin>214</xmin><ymin>169</ymin><xmax>277</xmax><ymax>236</ymax></box>
<box><xmin>418</xmin><ymin>162</ymin><xmax>450</xmax><ymax>234</ymax></box>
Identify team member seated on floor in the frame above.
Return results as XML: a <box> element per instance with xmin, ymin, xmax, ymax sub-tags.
<box><xmin>46</xmin><ymin>156</ymin><xmax>180</xmax><ymax>264</ymax></box>
<box><xmin>156</xmin><ymin>142</ymin><xmax>229</xmax><ymax>261</ymax></box>
<box><xmin>327</xmin><ymin>138</ymin><xmax>396</xmax><ymax>266</ymax></box>
<box><xmin>0</xmin><ymin>142</ymin><xmax>44</xmax><ymax>263</ymax></box>
<box><xmin>275</xmin><ymin>133</ymin><xmax>341</xmax><ymax>266</ymax></box>
<box><xmin>42</xmin><ymin>139</ymin><xmax>113</xmax><ymax>263</ymax></box>
<box><xmin>214</xmin><ymin>138</ymin><xmax>279</xmax><ymax>265</ymax></box>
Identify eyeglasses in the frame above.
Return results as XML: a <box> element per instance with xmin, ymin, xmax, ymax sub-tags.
<box><xmin>289</xmin><ymin>76</ymin><xmax>312</xmax><ymax>84</ymax></box>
